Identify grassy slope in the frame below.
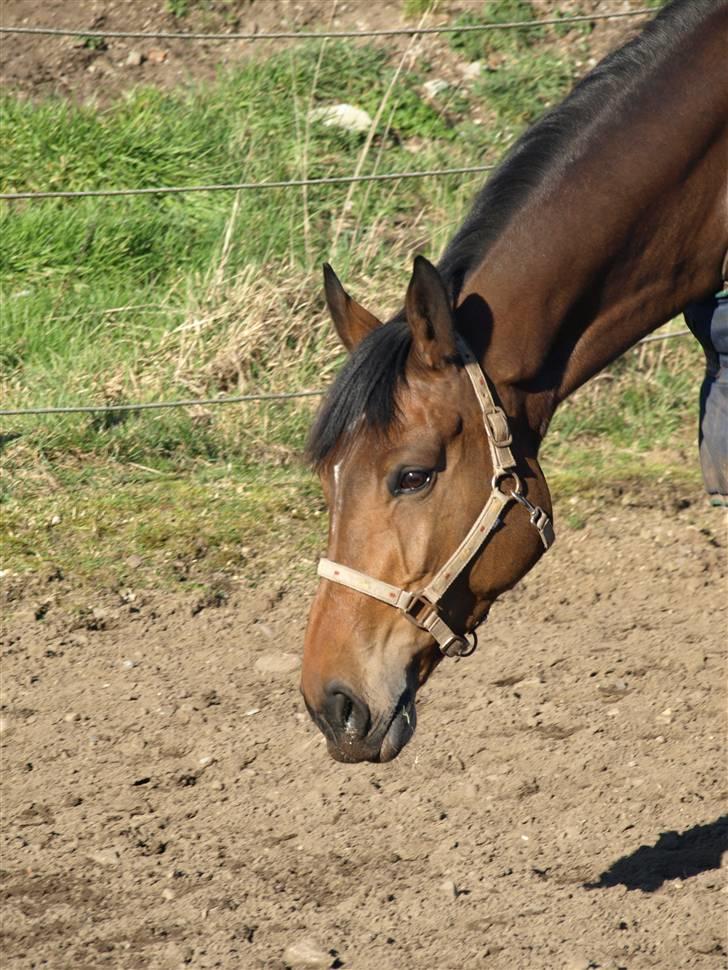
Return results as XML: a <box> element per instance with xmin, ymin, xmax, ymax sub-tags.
<box><xmin>0</xmin><ymin>1</ymin><xmax>701</xmax><ymax>590</ymax></box>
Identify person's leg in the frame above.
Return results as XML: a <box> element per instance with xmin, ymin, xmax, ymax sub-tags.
<box><xmin>684</xmin><ymin>294</ymin><xmax>728</xmax><ymax>506</ymax></box>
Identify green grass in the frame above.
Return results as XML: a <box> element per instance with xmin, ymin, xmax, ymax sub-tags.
<box><xmin>402</xmin><ymin>0</ymin><xmax>442</xmax><ymax>16</ymax></box>
<box><xmin>0</xmin><ymin>28</ymin><xmax>706</xmax><ymax>590</ymax></box>
<box><xmin>1</xmin><ymin>457</ymin><xmax>325</xmax><ymax>590</ymax></box>
<box><xmin>449</xmin><ymin>0</ymin><xmax>544</xmax><ymax>61</ymax></box>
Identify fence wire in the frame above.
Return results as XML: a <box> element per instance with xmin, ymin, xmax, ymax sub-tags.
<box><xmin>0</xmin><ymin>10</ymin><xmax>654</xmax><ymax>43</ymax></box>
<box><xmin>0</xmin><ymin>331</ymin><xmax>692</xmax><ymax>419</ymax></box>
<box><xmin>0</xmin><ymin>3</ymin><xmax>684</xmax><ymax>425</ymax></box>
<box><xmin>0</xmin><ymin>164</ymin><xmax>497</xmax><ymax>202</ymax></box>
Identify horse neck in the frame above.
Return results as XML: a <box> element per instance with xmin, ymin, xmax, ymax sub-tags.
<box><xmin>458</xmin><ymin>4</ymin><xmax>728</xmax><ymax>441</ymax></box>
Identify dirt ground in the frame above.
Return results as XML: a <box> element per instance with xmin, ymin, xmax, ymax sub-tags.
<box><xmin>0</xmin><ymin>0</ymin><xmax>651</xmax><ymax>104</ymax></box>
<box><xmin>1</xmin><ymin>489</ymin><xmax>726</xmax><ymax>970</ymax></box>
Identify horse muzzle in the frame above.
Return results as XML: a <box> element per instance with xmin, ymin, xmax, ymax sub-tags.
<box><xmin>304</xmin><ymin>681</ymin><xmax>417</xmax><ymax>763</ymax></box>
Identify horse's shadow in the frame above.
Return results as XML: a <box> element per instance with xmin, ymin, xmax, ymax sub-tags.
<box><xmin>585</xmin><ymin>815</ymin><xmax>728</xmax><ymax>893</ymax></box>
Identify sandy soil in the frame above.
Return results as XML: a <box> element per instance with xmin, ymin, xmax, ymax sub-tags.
<box><xmin>2</xmin><ymin>491</ymin><xmax>726</xmax><ymax>969</ymax></box>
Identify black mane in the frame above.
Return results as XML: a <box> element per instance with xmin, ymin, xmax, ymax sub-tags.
<box><xmin>306</xmin><ymin>0</ymin><xmax>715</xmax><ymax>467</ymax></box>
<box><xmin>307</xmin><ymin>317</ymin><xmax>413</xmax><ymax>467</ymax></box>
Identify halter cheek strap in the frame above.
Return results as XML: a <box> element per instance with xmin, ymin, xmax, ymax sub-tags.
<box><xmin>317</xmin><ymin>336</ymin><xmax>555</xmax><ymax>659</ymax></box>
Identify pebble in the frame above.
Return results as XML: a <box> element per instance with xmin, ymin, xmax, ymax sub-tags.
<box><xmin>125</xmin><ymin>50</ymin><xmax>144</xmax><ymax>67</ymax></box>
<box><xmin>64</xmin><ymin>712</ymin><xmax>81</xmax><ymax>723</ymax></box>
<box><xmin>161</xmin><ymin>887</ymin><xmax>176</xmax><ymax>901</ymax></box>
<box><xmin>309</xmin><ymin>103</ymin><xmax>372</xmax><ymax>133</ymax></box>
<box><xmin>423</xmin><ymin>78</ymin><xmax>449</xmax><ymax>98</ymax></box>
<box><xmin>147</xmin><ymin>48</ymin><xmax>169</xmax><ymax>64</ymax></box>
<box><xmin>656</xmin><ymin>708</ymin><xmax>673</xmax><ymax>724</ymax></box>
<box><xmin>282</xmin><ymin>937</ymin><xmax>332</xmax><ymax>969</ymax></box>
<box><xmin>461</xmin><ymin>60</ymin><xmax>484</xmax><ymax>80</ymax></box>
<box><xmin>88</xmin><ymin>848</ymin><xmax>121</xmax><ymax>867</ymax></box>
<box><xmin>122</xmin><ymin>658</ymin><xmax>138</xmax><ymax>669</ymax></box>
<box><xmin>440</xmin><ymin>878</ymin><xmax>458</xmax><ymax>900</ymax></box>
<box><xmin>564</xmin><ymin>955</ymin><xmax>591</xmax><ymax>970</ymax></box>
<box><xmin>254</xmin><ymin>652</ymin><xmax>300</xmax><ymax>675</ymax></box>
<box><xmin>161</xmin><ymin>942</ymin><xmax>193</xmax><ymax>966</ymax></box>
<box><xmin>689</xmin><ymin>932</ymin><xmax>721</xmax><ymax>955</ymax></box>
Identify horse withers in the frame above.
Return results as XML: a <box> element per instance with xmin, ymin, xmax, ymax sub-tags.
<box><xmin>301</xmin><ymin>0</ymin><xmax>728</xmax><ymax>763</ymax></box>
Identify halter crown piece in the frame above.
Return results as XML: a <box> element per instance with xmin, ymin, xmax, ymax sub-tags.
<box><xmin>317</xmin><ymin>336</ymin><xmax>555</xmax><ymax>659</ymax></box>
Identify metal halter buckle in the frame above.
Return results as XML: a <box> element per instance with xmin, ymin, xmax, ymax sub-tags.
<box><xmin>401</xmin><ymin>594</ymin><xmax>478</xmax><ymax>659</ymax></box>
<box><xmin>483</xmin><ymin>408</ymin><xmax>512</xmax><ymax>447</ymax></box>
<box><xmin>401</xmin><ymin>593</ymin><xmax>439</xmax><ymax>630</ymax></box>
<box><xmin>442</xmin><ymin>630</ymin><xmax>478</xmax><ymax>659</ymax></box>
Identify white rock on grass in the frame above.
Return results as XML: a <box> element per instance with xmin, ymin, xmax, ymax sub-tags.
<box><xmin>309</xmin><ymin>104</ymin><xmax>372</xmax><ymax>133</ymax></box>
<box><xmin>423</xmin><ymin>78</ymin><xmax>449</xmax><ymax>98</ymax></box>
<box><xmin>462</xmin><ymin>60</ymin><xmax>484</xmax><ymax>80</ymax></box>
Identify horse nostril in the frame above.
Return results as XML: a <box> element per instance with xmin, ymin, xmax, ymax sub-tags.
<box><xmin>323</xmin><ymin>682</ymin><xmax>370</xmax><ymax>740</ymax></box>
<box><xmin>333</xmin><ymin>691</ymin><xmax>353</xmax><ymax>727</ymax></box>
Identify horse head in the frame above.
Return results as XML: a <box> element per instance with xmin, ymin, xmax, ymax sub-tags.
<box><xmin>301</xmin><ymin>256</ymin><xmax>553</xmax><ymax>763</ymax></box>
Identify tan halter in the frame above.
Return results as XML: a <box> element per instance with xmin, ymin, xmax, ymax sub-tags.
<box><xmin>317</xmin><ymin>336</ymin><xmax>555</xmax><ymax>658</ymax></box>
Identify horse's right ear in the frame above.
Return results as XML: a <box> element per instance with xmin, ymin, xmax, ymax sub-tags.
<box><xmin>323</xmin><ymin>263</ymin><xmax>382</xmax><ymax>352</ymax></box>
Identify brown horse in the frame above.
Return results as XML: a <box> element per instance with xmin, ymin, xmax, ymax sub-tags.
<box><xmin>301</xmin><ymin>0</ymin><xmax>728</xmax><ymax>763</ymax></box>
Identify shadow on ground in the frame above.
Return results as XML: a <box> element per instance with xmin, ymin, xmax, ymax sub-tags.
<box><xmin>586</xmin><ymin>815</ymin><xmax>728</xmax><ymax>893</ymax></box>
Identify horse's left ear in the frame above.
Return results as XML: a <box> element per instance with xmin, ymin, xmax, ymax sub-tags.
<box><xmin>405</xmin><ymin>255</ymin><xmax>457</xmax><ymax>369</ymax></box>
<box><xmin>323</xmin><ymin>263</ymin><xmax>382</xmax><ymax>352</ymax></box>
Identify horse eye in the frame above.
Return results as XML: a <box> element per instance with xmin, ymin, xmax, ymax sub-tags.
<box><xmin>397</xmin><ymin>469</ymin><xmax>432</xmax><ymax>493</ymax></box>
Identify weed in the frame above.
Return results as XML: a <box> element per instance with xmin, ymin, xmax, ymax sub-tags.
<box><xmin>476</xmin><ymin>49</ymin><xmax>575</xmax><ymax>127</ymax></box>
<box><xmin>167</xmin><ymin>0</ymin><xmax>191</xmax><ymax>17</ymax></box>
<box><xmin>402</xmin><ymin>0</ymin><xmax>441</xmax><ymax>17</ymax></box>
<box><xmin>449</xmin><ymin>0</ymin><xmax>541</xmax><ymax>61</ymax></box>
<box><xmin>79</xmin><ymin>35</ymin><xmax>108</xmax><ymax>51</ymax></box>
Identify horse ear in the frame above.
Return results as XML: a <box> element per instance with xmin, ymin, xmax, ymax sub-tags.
<box><xmin>405</xmin><ymin>255</ymin><xmax>457</xmax><ymax>369</ymax></box>
<box><xmin>323</xmin><ymin>263</ymin><xmax>381</xmax><ymax>352</ymax></box>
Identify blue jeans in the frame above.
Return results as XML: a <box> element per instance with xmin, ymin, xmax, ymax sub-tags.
<box><xmin>683</xmin><ymin>294</ymin><xmax>728</xmax><ymax>505</ymax></box>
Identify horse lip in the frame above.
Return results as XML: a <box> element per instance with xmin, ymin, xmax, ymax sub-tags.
<box><xmin>377</xmin><ymin>687</ymin><xmax>417</xmax><ymax>762</ymax></box>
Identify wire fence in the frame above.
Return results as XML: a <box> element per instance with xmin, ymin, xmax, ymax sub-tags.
<box><xmin>0</xmin><ymin>9</ymin><xmax>654</xmax><ymax>43</ymax></box>
<box><xmin>0</xmin><ymin>164</ymin><xmax>498</xmax><ymax>202</ymax></box>
<box><xmin>0</xmin><ymin>330</ymin><xmax>693</xmax><ymax>419</ymax></box>
<box><xmin>1</xmin><ymin>4</ymin><xmax>688</xmax><ymax>428</ymax></box>
<box><xmin>0</xmin><ymin>7</ymin><xmax>654</xmax><ymax>205</ymax></box>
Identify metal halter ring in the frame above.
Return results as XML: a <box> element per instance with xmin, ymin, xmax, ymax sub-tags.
<box><xmin>491</xmin><ymin>470</ymin><xmax>525</xmax><ymax>497</ymax></box>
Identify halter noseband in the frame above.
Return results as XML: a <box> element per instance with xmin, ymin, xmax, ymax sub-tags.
<box><xmin>317</xmin><ymin>336</ymin><xmax>555</xmax><ymax>659</ymax></box>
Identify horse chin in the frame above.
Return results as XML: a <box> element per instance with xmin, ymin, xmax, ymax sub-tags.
<box><xmin>378</xmin><ymin>694</ymin><xmax>417</xmax><ymax>762</ymax></box>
